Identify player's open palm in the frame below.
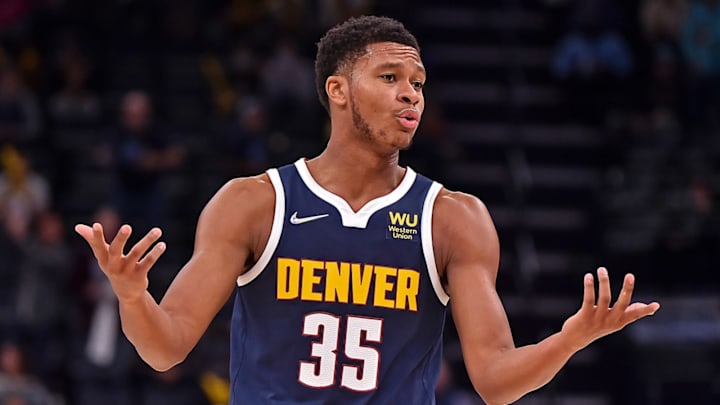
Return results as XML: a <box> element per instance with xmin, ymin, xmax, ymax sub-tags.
<box><xmin>561</xmin><ymin>267</ymin><xmax>660</xmax><ymax>351</ymax></box>
<box><xmin>75</xmin><ymin>223</ymin><xmax>166</xmax><ymax>303</ymax></box>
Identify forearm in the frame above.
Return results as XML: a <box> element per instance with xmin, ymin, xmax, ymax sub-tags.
<box><xmin>472</xmin><ymin>331</ymin><xmax>580</xmax><ymax>405</ymax></box>
<box><xmin>118</xmin><ymin>291</ymin><xmax>190</xmax><ymax>371</ymax></box>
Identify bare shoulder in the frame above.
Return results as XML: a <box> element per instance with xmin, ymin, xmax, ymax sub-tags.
<box><xmin>432</xmin><ymin>188</ymin><xmax>500</xmax><ymax>281</ymax></box>
<box><xmin>212</xmin><ymin>173</ymin><xmax>276</xmax><ymax>207</ymax></box>
<box><xmin>196</xmin><ymin>173</ymin><xmax>277</xmax><ymax>259</ymax></box>
<box><xmin>434</xmin><ymin>188</ymin><xmax>490</xmax><ymax>217</ymax></box>
<box><xmin>201</xmin><ymin>174</ymin><xmax>275</xmax><ymax>221</ymax></box>
<box><xmin>433</xmin><ymin>188</ymin><xmax>496</xmax><ymax>237</ymax></box>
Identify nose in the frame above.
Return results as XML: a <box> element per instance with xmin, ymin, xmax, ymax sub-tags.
<box><xmin>398</xmin><ymin>82</ymin><xmax>420</xmax><ymax>106</ymax></box>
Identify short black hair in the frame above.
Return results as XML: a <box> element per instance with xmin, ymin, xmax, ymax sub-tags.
<box><xmin>314</xmin><ymin>15</ymin><xmax>420</xmax><ymax>113</ymax></box>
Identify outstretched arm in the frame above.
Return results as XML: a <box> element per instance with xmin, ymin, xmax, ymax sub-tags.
<box><xmin>75</xmin><ymin>175</ymin><xmax>275</xmax><ymax>371</ymax></box>
<box><xmin>433</xmin><ymin>190</ymin><xmax>659</xmax><ymax>405</ymax></box>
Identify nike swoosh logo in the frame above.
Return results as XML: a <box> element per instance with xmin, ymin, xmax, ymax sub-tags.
<box><xmin>289</xmin><ymin>212</ymin><xmax>329</xmax><ymax>225</ymax></box>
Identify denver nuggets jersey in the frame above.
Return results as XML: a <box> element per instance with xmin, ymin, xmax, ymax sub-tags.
<box><xmin>229</xmin><ymin>159</ymin><xmax>449</xmax><ymax>404</ymax></box>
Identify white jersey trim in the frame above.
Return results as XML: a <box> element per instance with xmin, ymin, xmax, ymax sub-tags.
<box><xmin>294</xmin><ymin>158</ymin><xmax>417</xmax><ymax>229</ymax></box>
<box><xmin>237</xmin><ymin>168</ymin><xmax>285</xmax><ymax>286</ymax></box>
<box><xmin>421</xmin><ymin>182</ymin><xmax>449</xmax><ymax>305</ymax></box>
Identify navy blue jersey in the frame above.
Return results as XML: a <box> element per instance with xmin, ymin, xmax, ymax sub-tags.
<box><xmin>229</xmin><ymin>159</ymin><xmax>449</xmax><ymax>404</ymax></box>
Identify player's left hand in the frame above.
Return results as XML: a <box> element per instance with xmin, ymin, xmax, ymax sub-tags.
<box><xmin>560</xmin><ymin>267</ymin><xmax>660</xmax><ymax>351</ymax></box>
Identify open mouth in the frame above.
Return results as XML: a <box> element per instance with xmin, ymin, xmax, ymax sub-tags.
<box><xmin>397</xmin><ymin>116</ymin><xmax>419</xmax><ymax>129</ymax></box>
<box><xmin>397</xmin><ymin>109</ymin><xmax>420</xmax><ymax>129</ymax></box>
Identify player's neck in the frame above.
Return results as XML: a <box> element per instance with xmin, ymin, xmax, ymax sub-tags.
<box><xmin>306</xmin><ymin>139</ymin><xmax>406</xmax><ymax>212</ymax></box>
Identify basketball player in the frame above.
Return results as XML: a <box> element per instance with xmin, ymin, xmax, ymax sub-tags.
<box><xmin>75</xmin><ymin>16</ymin><xmax>660</xmax><ymax>405</ymax></box>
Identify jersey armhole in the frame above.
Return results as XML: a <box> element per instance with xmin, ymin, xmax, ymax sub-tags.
<box><xmin>236</xmin><ymin>169</ymin><xmax>285</xmax><ymax>286</ymax></box>
<box><xmin>421</xmin><ymin>182</ymin><xmax>450</xmax><ymax>305</ymax></box>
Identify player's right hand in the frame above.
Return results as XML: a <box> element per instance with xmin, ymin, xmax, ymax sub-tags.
<box><xmin>75</xmin><ymin>223</ymin><xmax>166</xmax><ymax>303</ymax></box>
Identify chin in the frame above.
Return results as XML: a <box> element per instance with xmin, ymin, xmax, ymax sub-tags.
<box><xmin>395</xmin><ymin>136</ymin><xmax>415</xmax><ymax>151</ymax></box>
<box><xmin>399</xmin><ymin>139</ymin><xmax>414</xmax><ymax>150</ymax></box>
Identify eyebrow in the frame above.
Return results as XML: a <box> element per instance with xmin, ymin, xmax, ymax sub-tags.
<box><xmin>376</xmin><ymin>61</ymin><xmax>426</xmax><ymax>74</ymax></box>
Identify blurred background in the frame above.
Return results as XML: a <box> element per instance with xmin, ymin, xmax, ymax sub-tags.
<box><xmin>0</xmin><ymin>0</ymin><xmax>718</xmax><ymax>404</ymax></box>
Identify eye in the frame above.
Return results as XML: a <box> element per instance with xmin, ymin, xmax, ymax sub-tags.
<box><xmin>412</xmin><ymin>80</ymin><xmax>425</xmax><ymax>90</ymax></box>
<box><xmin>380</xmin><ymin>74</ymin><xmax>395</xmax><ymax>82</ymax></box>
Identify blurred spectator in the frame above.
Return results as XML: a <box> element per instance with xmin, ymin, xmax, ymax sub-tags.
<box><xmin>68</xmin><ymin>205</ymin><xmax>137</xmax><ymax>405</ymax></box>
<box><xmin>11</xmin><ymin>211</ymin><xmax>73</xmax><ymax>393</ymax></box>
<box><xmin>315</xmin><ymin>0</ymin><xmax>376</xmax><ymax>29</ymax></box>
<box><xmin>0</xmin><ymin>66</ymin><xmax>41</xmax><ymax>144</ymax></box>
<box><xmin>222</xmin><ymin>0</ymin><xmax>270</xmax><ymax>31</ymax></box>
<box><xmin>47</xmin><ymin>44</ymin><xmax>101</xmax><ymax>130</ymax></box>
<box><xmin>260</xmin><ymin>40</ymin><xmax>314</xmax><ymax>104</ymax></box>
<box><xmin>680</xmin><ymin>0</ymin><xmax>720</xmax><ymax>73</ymax></box>
<box><xmin>0</xmin><ymin>146</ymin><xmax>35</xmax><ymax>316</ymax></box>
<box><xmin>0</xmin><ymin>0</ymin><xmax>31</xmax><ymax>44</ymax></box>
<box><xmin>551</xmin><ymin>31</ymin><xmax>634</xmax><ymax>80</ymax></box>
<box><xmin>0</xmin><ymin>0</ymin><xmax>30</xmax><ymax>29</ymax></box>
<box><xmin>44</xmin><ymin>42</ymin><xmax>102</xmax><ymax>203</ymax></box>
<box><xmin>0</xmin><ymin>206</ymin><xmax>27</xmax><ymax>326</ymax></box>
<box><xmin>552</xmin><ymin>0</ymin><xmax>634</xmax><ymax>80</ymax></box>
<box><xmin>259</xmin><ymin>39</ymin><xmax>318</xmax><ymax>139</ymax></box>
<box><xmin>0</xmin><ymin>145</ymin><xmax>50</xmax><ymax>228</ymax></box>
<box><xmin>0</xmin><ymin>341</ymin><xmax>57</xmax><ymax>405</ymax></box>
<box><xmin>654</xmin><ymin>48</ymin><xmax>685</xmax><ymax>129</ymax></box>
<box><xmin>220</xmin><ymin>0</ymin><xmax>277</xmax><ymax>48</ymax></box>
<box><xmin>680</xmin><ymin>0</ymin><xmax>720</xmax><ymax>130</ymax></box>
<box><xmin>226</xmin><ymin>40</ymin><xmax>261</xmax><ymax>95</ymax></box>
<box><xmin>74</xmin><ymin>206</ymin><xmax>122</xmax><ymax>370</ymax></box>
<box><xmin>641</xmin><ymin>0</ymin><xmax>689</xmax><ymax>43</ymax></box>
<box><xmin>651</xmin><ymin>174</ymin><xmax>718</xmax><ymax>291</ymax></box>
<box><xmin>100</xmin><ymin>90</ymin><xmax>185</xmax><ymax>231</ymax></box>
<box><xmin>265</xmin><ymin>0</ymin><xmax>314</xmax><ymax>38</ymax></box>
<box><xmin>552</xmin><ymin>0</ymin><xmax>635</xmax><ymax>124</ymax></box>
<box><xmin>224</xmin><ymin>96</ymin><xmax>271</xmax><ymax>177</ymax></box>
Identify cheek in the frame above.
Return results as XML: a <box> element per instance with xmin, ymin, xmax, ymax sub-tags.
<box><xmin>355</xmin><ymin>90</ymin><xmax>383</xmax><ymax>118</ymax></box>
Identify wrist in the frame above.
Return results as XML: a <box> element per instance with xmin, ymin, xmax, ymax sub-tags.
<box><xmin>555</xmin><ymin>329</ymin><xmax>589</xmax><ymax>354</ymax></box>
<box><xmin>117</xmin><ymin>291</ymin><xmax>149</xmax><ymax>308</ymax></box>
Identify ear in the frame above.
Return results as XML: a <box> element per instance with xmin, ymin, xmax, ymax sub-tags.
<box><xmin>326</xmin><ymin>75</ymin><xmax>349</xmax><ymax>108</ymax></box>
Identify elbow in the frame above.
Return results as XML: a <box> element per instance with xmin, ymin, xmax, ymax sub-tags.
<box><xmin>121</xmin><ymin>327</ymin><xmax>190</xmax><ymax>372</ymax></box>
<box><xmin>130</xmin><ymin>341</ymin><xmax>189</xmax><ymax>372</ymax></box>
<box><xmin>150</xmin><ymin>362</ymin><xmax>180</xmax><ymax>373</ymax></box>
<box><xmin>468</xmin><ymin>371</ymin><xmax>499</xmax><ymax>405</ymax></box>
<box><xmin>474</xmin><ymin>388</ymin><xmax>520</xmax><ymax>405</ymax></box>
<box><xmin>468</xmin><ymin>369</ymin><xmax>522</xmax><ymax>405</ymax></box>
<box><xmin>479</xmin><ymin>400</ymin><xmax>507</xmax><ymax>405</ymax></box>
<box><xmin>144</xmin><ymin>353</ymin><xmax>187</xmax><ymax>372</ymax></box>
<box><xmin>473</xmin><ymin>385</ymin><xmax>507</xmax><ymax>405</ymax></box>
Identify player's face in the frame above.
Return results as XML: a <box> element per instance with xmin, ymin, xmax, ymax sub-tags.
<box><xmin>347</xmin><ymin>42</ymin><xmax>426</xmax><ymax>150</ymax></box>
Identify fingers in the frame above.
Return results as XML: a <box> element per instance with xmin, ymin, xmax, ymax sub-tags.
<box><xmin>126</xmin><ymin>227</ymin><xmax>162</xmax><ymax>263</ymax></box>
<box><xmin>621</xmin><ymin>302</ymin><xmax>660</xmax><ymax>327</ymax></box>
<box><xmin>75</xmin><ymin>223</ymin><xmax>108</xmax><ymax>263</ymax></box>
<box><xmin>581</xmin><ymin>272</ymin><xmax>595</xmax><ymax>311</ymax></box>
<box><xmin>76</xmin><ymin>222</ymin><xmax>164</xmax><ymax>265</ymax></box>
<box><xmin>109</xmin><ymin>224</ymin><xmax>132</xmax><ymax>257</ymax></box>
<box><xmin>91</xmin><ymin>223</ymin><xmax>109</xmax><ymax>263</ymax></box>
<box><xmin>74</xmin><ymin>224</ymin><xmax>94</xmax><ymax>241</ymax></box>
<box><xmin>612</xmin><ymin>273</ymin><xmax>635</xmax><ymax>311</ymax></box>
<box><xmin>595</xmin><ymin>267</ymin><xmax>611</xmax><ymax>310</ymax></box>
<box><xmin>137</xmin><ymin>241</ymin><xmax>167</xmax><ymax>274</ymax></box>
